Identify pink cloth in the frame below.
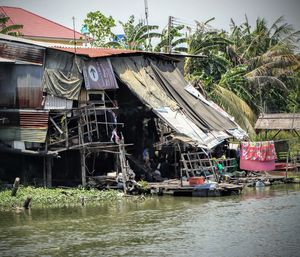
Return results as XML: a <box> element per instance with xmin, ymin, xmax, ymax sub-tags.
<box><xmin>240</xmin><ymin>141</ymin><xmax>277</xmax><ymax>171</ymax></box>
<box><xmin>240</xmin><ymin>159</ymin><xmax>275</xmax><ymax>171</ymax></box>
<box><xmin>241</xmin><ymin>141</ymin><xmax>277</xmax><ymax>161</ymax></box>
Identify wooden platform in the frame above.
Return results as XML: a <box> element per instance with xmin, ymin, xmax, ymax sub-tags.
<box><xmin>147</xmin><ymin>179</ymin><xmax>243</xmax><ymax>197</ymax></box>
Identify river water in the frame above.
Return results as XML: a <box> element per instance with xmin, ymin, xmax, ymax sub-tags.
<box><xmin>0</xmin><ymin>184</ymin><xmax>300</xmax><ymax>257</ymax></box>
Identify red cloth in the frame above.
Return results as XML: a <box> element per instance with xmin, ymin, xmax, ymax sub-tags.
<box><xmin>241</xmin><ymin>141</ymin><xmax>277</xmax><ymax>161</ymax></box>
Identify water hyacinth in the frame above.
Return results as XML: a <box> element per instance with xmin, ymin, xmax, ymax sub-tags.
<box><xmin>0</xmin><ymin>186</ymin><xmax>124</xmax><ymax>211</ymax></box>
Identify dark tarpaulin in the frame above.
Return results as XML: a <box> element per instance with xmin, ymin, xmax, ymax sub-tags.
<box><xmin>42</xmin><ymin>69</ymin><xmax>82</xmax><ymax>100</ymax></box>
<box><xmin>42</xmin><ymin>49</ymin><xmax>83</xmax><ymax>100</ymax></box>
<box><xmin>149</xmin><ymin>59</ymin><xmax>237</xmax><ymax>132</ymax></box>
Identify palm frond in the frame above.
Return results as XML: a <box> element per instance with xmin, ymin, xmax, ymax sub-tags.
<box><xmin>212</xmin><ymin>85</ymin><xmax>256</xmax><ymax>133</ymax></box>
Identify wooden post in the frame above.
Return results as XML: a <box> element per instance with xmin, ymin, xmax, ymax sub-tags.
<box><xmin>23</xmin><ymin>196</ymin><xmax>32</xmax><ymax>209</ymax></box>
<box><xmin>11</xmin><ymin>177</ymin><xmax>20</xmax><ymax>196</ymax></box>
<box><xmin>118</xmin><ymin>142</ymin><xmax>127</xmax><ymax>194</ymax></box>
<box><xmin>46</xmin><ymin>156</ymin><xmax>52</xmax><ymax>187</ymax></box>
<box><xmin>43</xmin><ymin>156</ymin><xmax>47</xmax><ymax>187</ymax></box>
<box><xmin>80</xmin><ymin>149</ymin><xmax>86</xmax><ymax>187</ymax></box>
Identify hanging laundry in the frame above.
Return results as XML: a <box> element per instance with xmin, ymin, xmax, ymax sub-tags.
<box><xmin>241</xmin><ymin>141</ymin><xmax>277</xmax><ymax>161</ymax></box>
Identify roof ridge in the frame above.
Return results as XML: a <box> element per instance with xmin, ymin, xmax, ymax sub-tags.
<box><xmin>0</xmin><ymin>6</ymin><xmax>84</xmax><ymax>37</ymax></box>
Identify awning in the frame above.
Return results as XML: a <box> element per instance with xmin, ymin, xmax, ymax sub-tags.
<box><xmin>185</xmin><ymin>84</ymin><xmax>248</xmax><ymax>140</ymax></box>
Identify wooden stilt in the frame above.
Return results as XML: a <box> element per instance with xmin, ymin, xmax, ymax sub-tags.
<box><xmin>23</xmin><ymin>196</ymin><xmax>32</xmax><ymax>209</ymax></box>
<box><xmin>118</xmin><ymin>142</ymin><xmax>128</xmax><ymax>194</ymax></box>
<box><xmin>43</xmin><ymin>157</ymin><xmax>46</xmax><ymax>187</ymax></box>
<box><xmin>46</xmin><ymin>157</ymin><xmax>52</xmax><ymax>187</ymax></box>
<box><xmin>80</xmin><ymin>150</ymin><xmax>86</xmax><ymax>187</ymax></box>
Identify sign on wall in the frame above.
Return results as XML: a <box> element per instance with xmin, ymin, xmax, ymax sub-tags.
<box><xmin>83</xmin><ymin>58</ymin><xmax>118</xmax><ymax>90</ymax></box>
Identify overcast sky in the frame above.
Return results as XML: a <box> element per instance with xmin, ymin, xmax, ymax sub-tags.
<box><xmin>1</xmin><ymin>0</ymin><xmax>300</xmax><ymax>34</ymax></box>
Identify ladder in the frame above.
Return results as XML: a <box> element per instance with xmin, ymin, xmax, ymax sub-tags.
<box><xmin>180</xmin><ymin>151</ymin><xmax>216</xmax><ymax>179</ymax></box>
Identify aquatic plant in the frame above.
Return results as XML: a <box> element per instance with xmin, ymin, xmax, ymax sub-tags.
<box><xmin>0</xmin><ymin>186</ymin><xmax>123</xmax><ymax>211</ymax></box>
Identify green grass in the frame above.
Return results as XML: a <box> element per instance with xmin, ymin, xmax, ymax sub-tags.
<box><xmin>0</xmin><ymin>186</ymin><xmax>123</xmax><ymax>211</ymax></box>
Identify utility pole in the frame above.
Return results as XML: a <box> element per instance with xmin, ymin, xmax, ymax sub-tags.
<box><xmin>144</xmin><ymin>0</ymin><xmax>150</xmax><ymax>51</ymax></box>
<box><xmin>168</xmin><ymin>16</ymin><xmax>173</xmax><ymax>54</ymax></box>
<box><xmin>72</xmin><ymin>16</ymin><xmax>77</xmax><ymax>54</ymax></box>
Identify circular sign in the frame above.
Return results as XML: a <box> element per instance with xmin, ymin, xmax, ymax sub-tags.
<box><xmin>88</xmin><ymin>65</ymin><xmax>99</xmax><ymax>82</ymax></box>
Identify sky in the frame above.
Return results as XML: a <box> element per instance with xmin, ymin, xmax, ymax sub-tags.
<box><xmin>1</xmin><ymin>0</ymin><xmax>300</xmax><ymax>35</ymax></box>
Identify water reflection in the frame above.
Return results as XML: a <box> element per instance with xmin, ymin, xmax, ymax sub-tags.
<box><xmin>0</xmin><ymin>184</ymin><xmax>300</xmax><ymax>257</ymax></box>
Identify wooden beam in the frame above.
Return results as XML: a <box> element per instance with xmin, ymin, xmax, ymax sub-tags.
<box><xmin>49</xmin><ymin>116</ymin><xmax>63</xmax><ymax>134</ymax></box>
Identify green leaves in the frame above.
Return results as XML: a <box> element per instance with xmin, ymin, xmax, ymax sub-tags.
<box><xmin>113</xmin><ymin>15</ymin><xmax>161</xmax><ymax>50</ymax></box>
<box><xmin>83</xmin><ymin>11</ymin><xmax>116</xmax><ymax>47</ymax></box>
<box><xmin>0</xmin><ymin>15</ymin><xmax>23</xmax><ymax>36</ymax></box>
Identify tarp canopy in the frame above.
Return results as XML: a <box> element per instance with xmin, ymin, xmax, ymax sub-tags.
<box><xmin>184</xmin><ymin>84</ymin><xmax>248</xmax><ymax>140</ymax></box>
<box><xmin>111</xmin><ymin>56</ymin><xmax>241</xmax><ymax>148</ymax></box>
<box><xmin>149</xmin><ymin>58</ymin><xmax>237</xmax><ymax>132</ymax></box>
<box><xmin>42</xmin><ymin>69</ymin><xmax>82</xmax><ymax>100</ymax></box>
<box><xmin>111</xmin><ymin>56</ymin><xmax>178</xmax><ymax>110</ymax></box>
<box><xmin>42</xmin><ymin>49</ymin><xmax>83</xmax><ymax>100</ymax></box>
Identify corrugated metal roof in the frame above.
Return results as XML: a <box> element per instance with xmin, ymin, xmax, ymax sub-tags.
<box><xmin>255</xmin><ymin>113</ymin><xmax>300</xmax><ymax>130</ymax></box>
<box><xmin>53</xmin><ymin>46</ymin><xmax>139</xmax><ymax>58</ymax></box>
<box><xmin>0</xmin><ymin>40</ymin><xmax>45</xmax><ymax>64</ymax></box>
<box><xmin>52</xmin><ymin>46</ymin><xmax>205</xmax><ymax>59</ymax></box>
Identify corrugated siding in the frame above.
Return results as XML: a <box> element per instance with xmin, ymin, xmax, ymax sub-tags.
<box><xmin>0</xmin><ymin>64</ymin><xmax>44</xmax><ymax>108</ymax></box>
<box><xmin>0</xmin><ymin>40</ymin><xmax>45</xmax><ymax>64</ymax></box>
<box><xmin>44</xmin><ymin>95</ymin><xmax>73</xmax><ymax>110</ymax></box>
<box><xmin>0</xmin><ymin>110</ymin><xmax>49</xmax><ymax>142</ymax></box>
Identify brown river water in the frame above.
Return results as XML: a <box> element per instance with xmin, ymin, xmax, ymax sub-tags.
<box><xmin>0</xmin><ymin>184</ymin><xmax>300</xmax><ymax>257</ymax></box>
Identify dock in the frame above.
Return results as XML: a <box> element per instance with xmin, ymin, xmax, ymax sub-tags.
<box><xmin>147</xmin><ymin>179</ymin><xmax>244</xmax><ymax>197</ymax></box>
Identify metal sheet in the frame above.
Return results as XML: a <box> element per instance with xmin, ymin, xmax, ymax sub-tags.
<box><xmin>0</xmin><ymin>40</ymin><xmax>45</xmax><ymax>65</ymax></box>
<box><xmin>83</xmin><ymin>59</ymin><xmax>118</xmax><ymax>90</ymax></box>
<box><xmin>44</xmin><ymin>95</ymin><xmax>73</xmax><ymax>110</ymax></box>
<box><xmin>0</xmin><ymin>64</ymin><xmax>43</xmax><ymax>108</ymax></box>
<box><xmin>154</xmin><ymin>107</ymin><xmax>230</xmax><ymax>149</ymax></box>
<box><xmin>0</xmin><ymin>127</ymin><xmax>47</xmax><ymax>143</ymax></box>
<box><xmin>0</xmin><ymin>110</ymin><xmax>49</xmax><ymax>143</ymax></box>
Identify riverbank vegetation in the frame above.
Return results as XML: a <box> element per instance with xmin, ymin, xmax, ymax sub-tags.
<box><xmin>0</xmin><ymin>186</ymin><xmax>123</xmax><ymax>211</ymax></box>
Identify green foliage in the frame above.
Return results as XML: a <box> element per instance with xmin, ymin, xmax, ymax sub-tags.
<box><xmin>154</xmin><ymin>24</ymin><xmax>187</xmax><ymax>53</ymax></box>
<box><xmin>0</xmin><ymin>187</ymin><xmax>123</xmax><ymax>211</ymax></box>
<box><xmin>83</xmin><ymin>11</ymin><xmax>116</xmax><ymax>47</ymax></box>
<box><xmin>107</xmin><ymin>15</ymin><xmax>161</xmax><ymax>50</ymax></box>
<box><xmin>185</xmin><ymin>15</ymin><xmax>300</xmax><ymax>131</ymax></box>
<box><xmin>0</xmin><ymin>15</ymin><xmax>23</xmax><ymax>36</ymax></box>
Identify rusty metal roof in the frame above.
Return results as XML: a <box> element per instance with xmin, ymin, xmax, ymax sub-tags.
<box><xmin>52</xmin><ymin>46</ymin><xmax>139</xmax><ymax>58</ymax></box>
<box><xmin>0</xmin><ymin>40</ymin><xmax>45</xmax><ymax>64</ymax></box>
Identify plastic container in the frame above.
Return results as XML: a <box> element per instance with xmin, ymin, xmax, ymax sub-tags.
<box><xmin>189</xmin><ymin>176</ymin><xmax>205</xmax><ymax>186</ymax></box>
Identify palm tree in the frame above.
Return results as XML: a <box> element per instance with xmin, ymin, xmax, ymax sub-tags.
<box><xmin>154</xmin><ymin>24</ymin><xmax>187</xmax><ymax>53</ymax></box>
<box><xmin>184</xmin><ymin>18</ymin><xmax>232</xmax><ymax>91</ymax></box>
<box><xmin>107</xmin><ymin>15</ymin><xmax>161</xmax><ymax>50</ymax></box>
<box><xmin>0</xmin><ymin>15</ymin><xmax>23</xmax><ymax>36</ymax></box>
<box><xmin>232</xmin><ymin>17</ymin><xmax>300</xmax><ymax>112</ymax></box>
